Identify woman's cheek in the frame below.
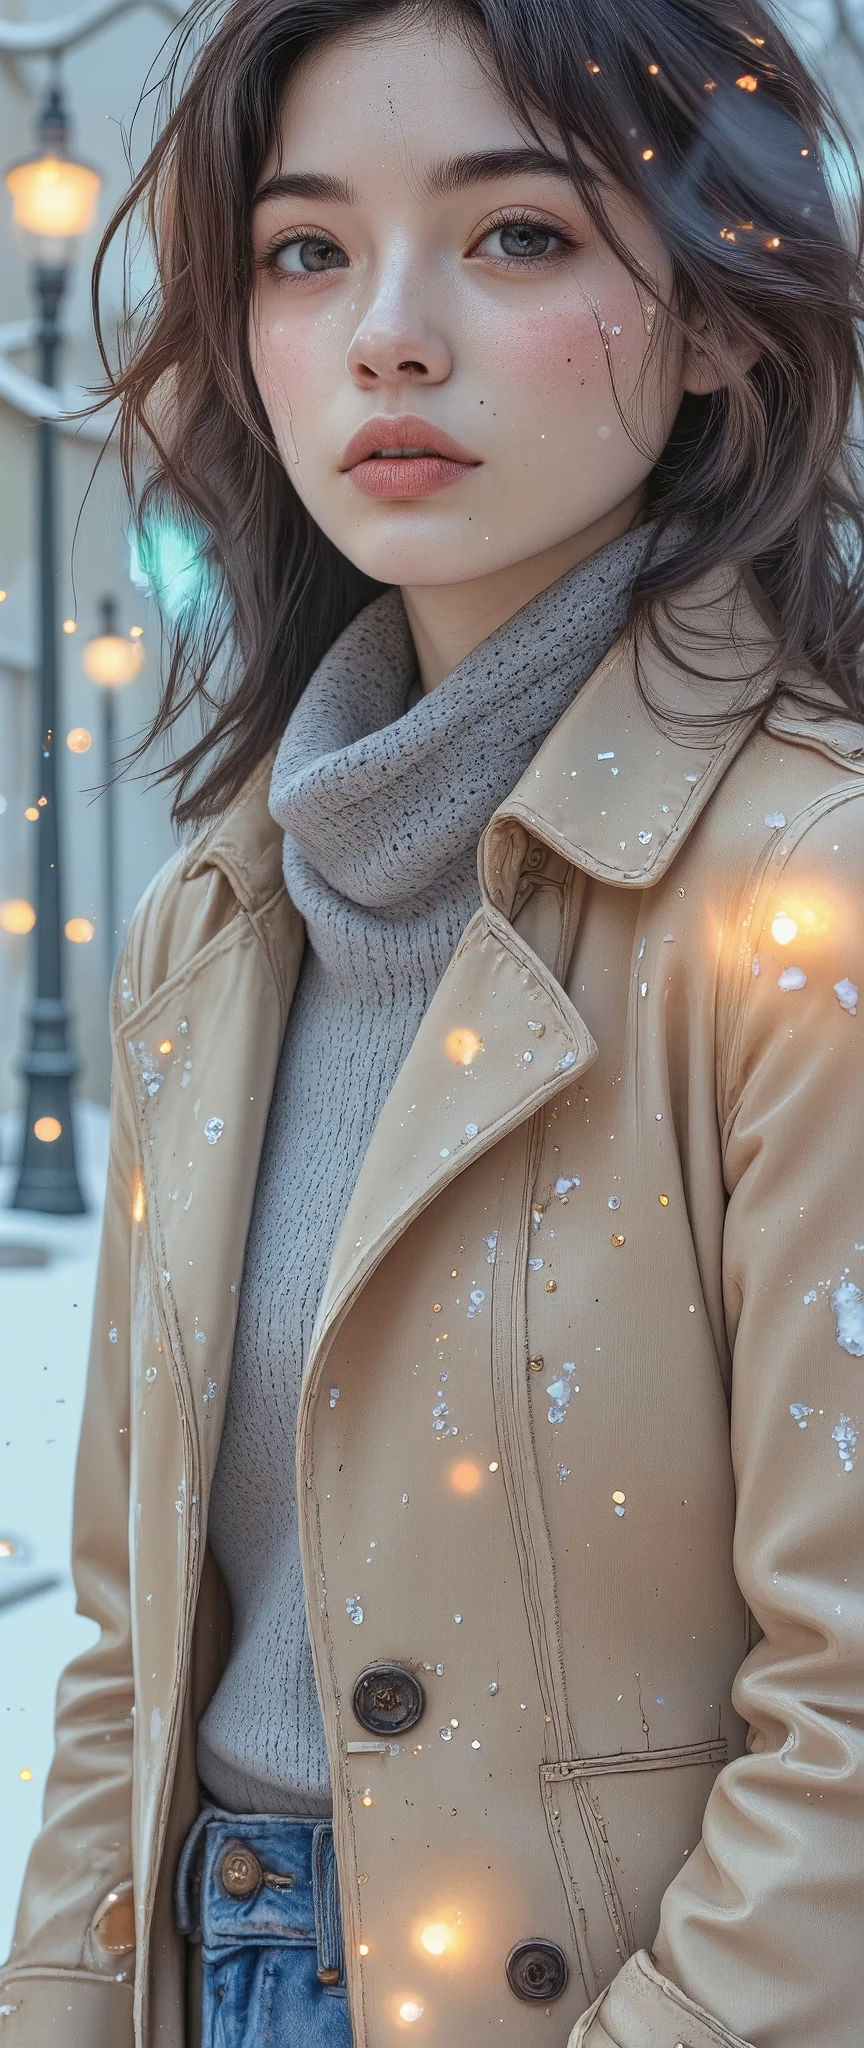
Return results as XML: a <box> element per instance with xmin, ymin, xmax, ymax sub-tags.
<box><xmin>486</xmin><ymin>302</ymin><xmax>616</xmax><ymax>423</ymax></box>
<box><xmin>250</xmin><ymin>307</ymin><xmax>328</xmax><ymax>463</ymax></box>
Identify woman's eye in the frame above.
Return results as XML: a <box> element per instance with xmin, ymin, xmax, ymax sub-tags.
<box><xmin>272</xmin><ymin>236</ymin><xmax>349</xmax><ymax>275</ymax></box>
<box><xmin>477</xmin><ymin>221</ymin><xmax>562</xmax><ymax>262</ymax></box>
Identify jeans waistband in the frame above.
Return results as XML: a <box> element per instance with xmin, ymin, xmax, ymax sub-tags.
<box><xmin>175</xmin><ymin>1810</ymin><xmax>343</xmax><ymax>1982</ymax></box>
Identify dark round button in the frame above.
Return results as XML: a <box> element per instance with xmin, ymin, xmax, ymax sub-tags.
<box><xmin>220</xmin><ymin>1845</ymin><xmax>262</xmax><ymax>1899</ymax></box>
<box><xmin>505</xmin><ymin>1938</ymin><xmax>569</xmax><ymax>2003</ymax></box>
<box><xmin>352</xmin><ymin>1663</ymin><xmax>425</xmax><ymax>1736</ymax></box>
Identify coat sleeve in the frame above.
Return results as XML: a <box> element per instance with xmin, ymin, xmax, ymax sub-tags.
<box><xmin>571</xmin><ymin>790</ymin><xmax>864</xmax><ymax>2048</ymax></box>
<box><xmin>0</xmin><ymin>965</ymin><xmax>138</xmax><ymax>2047</ymax></box>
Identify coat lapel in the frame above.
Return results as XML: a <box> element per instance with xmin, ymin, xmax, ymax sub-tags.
<box><xmin>308</xmin><ymin>901</ymin><xmax>596</xmax><ymax>1358</ymax></box>
<box><xmin>309</xmin><ymin>567</ymin><xmax>778</xmax><ymax>1367</ymax></box>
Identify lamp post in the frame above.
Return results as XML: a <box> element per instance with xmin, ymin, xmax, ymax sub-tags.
<box><xmin>83</xmin><ymin>598</ymin><xmax>144</xmax><ymax>984</ymax></box>
<box><xmin>5</xmin><ymin>77</ymin><xmax>101</xmax><ymax>1213</ymax></box>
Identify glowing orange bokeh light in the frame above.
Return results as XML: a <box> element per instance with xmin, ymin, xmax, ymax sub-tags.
<box><xmin>449</xmin><ymin>1461</ymin><xmax>483</xmax><ymax>1496</ymax></box>
<box><xmin>34</xmin><ymin>1116</ymin><xmax>62</xmax><ymax>1143</ymax></box>
<box><xmin>444</xmin><ymin>1027</ymin><xmax>484</xmax><ymax>1067</ymax></box>
<box><xmin>0</xmin><ymin>899</ymin><xmax>36</xmax><ymax>935</ymax></box>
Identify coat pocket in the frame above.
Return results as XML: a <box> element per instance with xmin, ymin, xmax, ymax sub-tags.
<box><xmin>540</xmin><ymin>1740</ymin><xmax>727</xmax><ymax>1996</ymax></box>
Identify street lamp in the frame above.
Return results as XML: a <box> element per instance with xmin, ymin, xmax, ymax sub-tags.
<box><xmin>83</xmin><ymin>598</ymin><xmax>144</xmax><ymax>983</ymax></box>
<box><xmin>5</xmin><ymin>77</ymin><xmax>102</xmax><ymax>1213</ymax></box>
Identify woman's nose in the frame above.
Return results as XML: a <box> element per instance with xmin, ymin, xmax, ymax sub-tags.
<box><xmin>346</xmin><ymin>278</ymin><xmax>452</xmax><ymax>388</ymax></box>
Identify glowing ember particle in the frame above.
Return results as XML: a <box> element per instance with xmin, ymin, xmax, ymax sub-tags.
<box><xmin>611</xmin><ymin>1233</ymin><xmax>626</xmax><ymax>1247</ymax></box>
<box><xmin>34</xmin><ymin>1117</ymin><xmax>62</xmax><ymax>1143</ymax></box>
<box><xmin>159</xmin><ymin>1040</ymin><xmax>172</xmax><ymax>1055</ymax></box>
<box><xmin>771</xmin><ymin>913</ymin><xmax>798</xmax><ymax>945</ymax></box>
<box><xmin>444</xmin><ymin>1027</ymin><xmax>484</xmax><ymax>1067</ymax></box>
<box><xmin>65</xmin><ymin>917</ymin><xmax>95</xmax><ymax>944</ymax></box>
<box><xmin>612</xmin><ymin>1490</ymin><xmax>626</xmax><ymax>1505</ymax></box>
<box><xmin>736</xmin><ymin>73</ymin><xmax>758</xmax><ymax>90</ymax></box>
<box><xmin>62</xmin><ymin>618</ymin><xmax>77</xmax><ymax>634</ymax></box>
<box><xmin>658</xmin><ymin>1193</ymin><xmax>670</xmax><ymax>1207</ymax></box>
<box><xmin>766</xmin><ymin>236</ymin><xmax>781</xmax><ymax>249</ymax></box>
<box><xmin>66</xmin><ymin>727</ymin><xmax>92</xmax><ymax>753</ymax></box>
<box><xmin>399</xmin><ymin>2002</ymin><xmax>424</xmax><ymax>2024</ymax></box>
<box><xmin>24</xmin><ymin>807</ymin><xmax>39</xmax><ymax>822</ymax></box>
<box><xmin>359</xmin><ymin>1943</ymin><xmax>369</xmax><ymax>1956</ymax></box>
<box><xmin>648</xmin><ymin>62</ymin><xmax>659</xmax><ymax>74</ymax></box>
<box><xmin>19</xmin><ymin>1768</ymin><xmax>33</xmax><ymax>1782</ymax></box>
<box><xmin>641</xmin><ymin>147</ymin><xmax>654</xmax><ymax>161</ymax></box>
<box><xmin>132</xmin><ymin>1179</ymin><xmax>145</xmax><ymax>1223</ymax></box>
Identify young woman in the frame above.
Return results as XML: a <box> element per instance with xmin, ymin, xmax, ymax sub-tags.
<box><xmin>3</xmin><ymin>1</ymin><xmax>864</xmax><ymax>2044</ymax></box>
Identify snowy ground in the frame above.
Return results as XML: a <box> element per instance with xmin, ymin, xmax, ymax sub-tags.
<box><xmin>0</xmin><ymin>1103</ymin><xmax>108</xmax><ymax>1961</ymax></box>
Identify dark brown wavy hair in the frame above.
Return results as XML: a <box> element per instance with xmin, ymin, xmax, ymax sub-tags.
<box><xmin>93</xmin><ymin>0</ymin><xmax>864</xmax><ymax>827</ymax></box>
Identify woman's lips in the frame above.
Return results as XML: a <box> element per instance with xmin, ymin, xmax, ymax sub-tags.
<box><xmin>348</xmin><ymin>453</ymin><xmax>478</xmax><ymax>498</ymax></box>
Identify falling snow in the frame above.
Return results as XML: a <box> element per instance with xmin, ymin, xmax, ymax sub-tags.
<box><xmin>546</xmin><ymin>1362</ymin><xmax>579</xmax><ymax>1425</ymax></box>
<box><xmin>834</xmin><ymin>978</ymin><xmax>859</xmax><ymax>1016</ymax></box>
<box><xmin>832</xmin><ymin>1416</ymin><xmax>859</xmax><ymax>1472</ymax></box>
<box><xmin>832</xmin><ymin>1281</ymin><xmax>864</xmax><ymax>1358</ymax></box>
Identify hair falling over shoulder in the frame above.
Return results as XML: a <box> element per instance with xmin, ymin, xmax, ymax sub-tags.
<box><xmin>92</xmin><ymin>0</ymin><xmax>864</xmax><ymax>827</ymax></box>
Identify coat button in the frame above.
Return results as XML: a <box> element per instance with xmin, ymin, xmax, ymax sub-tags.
<box><xmin>352</xmin><ymin>1663</ymin><xmax>425</xmax><ymax>1736</ymax></box>
<box><xmin>220</xmin><ymin>1845</ymin><xmax>262</xmax><ymax>1899</ymax></box>
<box><xmin>505</xmin><ymin>1938</ymin><xmax>569</xmax><ymax>2002</ymax></box>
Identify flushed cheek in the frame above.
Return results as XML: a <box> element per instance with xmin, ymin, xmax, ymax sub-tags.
<box><xmin>251</xmin><ymin>322</ymin><xmax>329</xmax><ymax>456</ymax></box>
<box><xmin>479</xmin><ymin>303</ymin><xmax>620</xmax><ymax>436</ymax></box>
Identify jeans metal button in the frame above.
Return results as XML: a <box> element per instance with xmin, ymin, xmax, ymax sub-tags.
<box><xmin>220</xmin><ymin>1845</ymin><xmax>262</xmax><ymax>1899</ymax></box>
<box><xmin>505</xmin><ymin>1938</ymin><xmax>569</xmax><ymax>2002</ymax></box>
<box><xmin>352</xmin><ymin>1663</ymin><xmax>425</xmax><ymax>1736</ymax></box>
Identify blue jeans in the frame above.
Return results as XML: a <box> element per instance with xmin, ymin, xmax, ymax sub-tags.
<box><xmin>176</xmin><ymin>1809</ymin><xmax>353</xmax><ymax>2048</ymax></box>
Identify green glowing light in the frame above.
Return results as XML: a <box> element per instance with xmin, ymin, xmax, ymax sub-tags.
<box><xmin>128</xmin><ymin>513</ymin><xmax>210</xmax><ymax>622</ymax></box>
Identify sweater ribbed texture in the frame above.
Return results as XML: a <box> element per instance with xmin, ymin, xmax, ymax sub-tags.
<box><xmin>197</xmin><ymin>528</ymin><xmax>649</xmax><ymax>1813</ymax></box>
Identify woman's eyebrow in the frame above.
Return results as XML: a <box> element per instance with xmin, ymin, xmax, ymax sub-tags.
<box><xmin>425</xmin><ymin>146</ymin><xmax>574</xmax><ymax>195</ymax></box>
<box><xmin>252</xmin><ymin>171</ymin><xmax>360</xmax><ymax>208</ymax></box>
<box><xmin>252</xmin><ymin>147</ymin><xmax>573</xmax><ymax>211</ymax></box>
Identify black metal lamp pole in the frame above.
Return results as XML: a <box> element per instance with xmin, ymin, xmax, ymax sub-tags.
<box><xmin>12</xmin><ymin>88</ymin><xmax>85</xmax><ymax>1213</ymax></box>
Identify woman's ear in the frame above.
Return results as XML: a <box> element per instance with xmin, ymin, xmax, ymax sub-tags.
<box><xmin>681</xmin><ymin>304</ymin><xmax>759</xmax><ymax>395</ymax></box>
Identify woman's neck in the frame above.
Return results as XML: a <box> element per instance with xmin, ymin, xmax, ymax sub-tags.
<box><xmin>401</xmin><ymin>485</ymin><xmax>646</xmax><ymax>692</ymax></box>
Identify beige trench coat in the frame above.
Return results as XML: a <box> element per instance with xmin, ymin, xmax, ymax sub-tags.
<box><xmin>3</xmin><ymin>571</ymin><xmax>864</xmax><ymax>2048</ymax></box>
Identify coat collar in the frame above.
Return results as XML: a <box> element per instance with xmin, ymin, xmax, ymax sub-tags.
<box><xmin>480</xmin><ymin>566</ymin><xmax>779</xmax><ymax>912</ymax></box>
<box><xmin>184</xmin><ymin>569</ymin><xmax>783</xmax><ymax>942</ymax></box>
<box><xmin>183</xmin><ymin>747</ymin><xmax>284</xmax><ymax>913</ymax></box>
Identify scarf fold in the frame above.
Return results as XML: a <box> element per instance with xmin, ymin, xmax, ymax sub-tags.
<box><xmin>269</xmin><ymin>523</ymin><xmax>654</xmax><ymax>922</ymax></box>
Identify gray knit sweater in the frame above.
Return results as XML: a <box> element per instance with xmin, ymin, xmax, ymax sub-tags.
<box><xmin>196</xmin><ymin>529</ymin><xmax>648</xmax><ymax>1814</ymax></box>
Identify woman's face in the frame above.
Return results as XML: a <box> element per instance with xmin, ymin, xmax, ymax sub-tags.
<box><xmin>249</xmin><ymin>18</ymin><xmax>689</xmax><ymax>591</ymax></box>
